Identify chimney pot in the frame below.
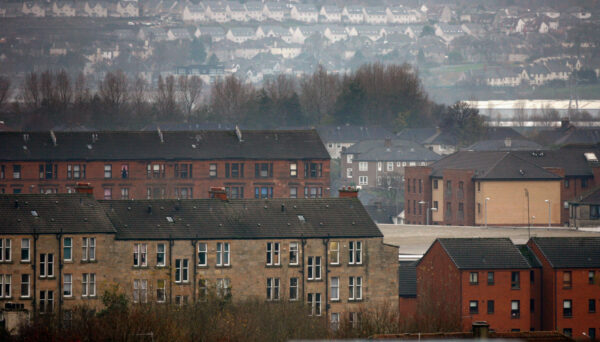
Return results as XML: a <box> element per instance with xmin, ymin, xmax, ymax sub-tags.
<box><xmin>209</xmin><ymin>187</ymin><xmax>228</xmax><ymax>201</ymax></box>
<box><xmin>339</xmin><ymin>186</ymin><xmax>359</xmax><ymax>198</ymax></box>
<box><xmin>75</xmin><ymin>182</ymin><xmax>94</xmax><ymax>195</ymax></box>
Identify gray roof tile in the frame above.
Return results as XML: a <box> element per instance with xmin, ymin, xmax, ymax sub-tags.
<box><xmin>436</xmin><ymin>238</ymin><xmax>532</xmax><ymax>269</ymax></box>
<box><xmin>530</xmin><ymin>237</ymin><xmax>600</xmax><ymax>268</ymax></box>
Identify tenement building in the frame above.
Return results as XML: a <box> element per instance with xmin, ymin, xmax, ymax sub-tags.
<box><xmin>0</xmin><ymin>129</ymin><xmax>330</xmax><ymax>200</ymax></box>
<box><xmin>0</xmin><ymin>190</ymin><xmax>398</xmax><ymax>331</ymax></box>
<box><xmin>405</xmin><ymin>148</ymin><xmax>600</xmax><ymax>226</ymax></box>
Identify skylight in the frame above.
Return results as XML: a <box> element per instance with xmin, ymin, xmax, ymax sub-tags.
<box><xmin>166</xmin><ymin>216</ymin><xmax>174</xmax><ymax>223</ymax></box>
<box><xmin>297</xmin><ymin>215</ymin><xmax>305</xmax><ymax>223</ymax></box>
<box><xmin>584</xmin><ymin>152</ymin><xmax>598</xmax><ymax>162</ymax></box>
<box><xmin>31</xmin><ymin>210</ymin><xmax>38</xmax><ymax>217</ymax></box>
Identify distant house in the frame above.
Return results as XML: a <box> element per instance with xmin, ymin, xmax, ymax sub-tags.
<box><xmin>354</xmin><ymin>25</ymin><xmax>385</xmax><ymax>41</ymax></box>
<box><xmin>52</xmin><ymin>1</ymin><xmax>77</xmax><ymax>17</ymax></box>
<box><xmin>174</xmin><ymin>64</ymin><xmax>225</xmax><ymax>84</ymax></box>
<box><xmin>226</xmin><ymin>2</ymin><xmax>247</xmax><ymax>22</ymax></box>
<box><xmin>182</xmin><ymin>4</ymin><xmax>205</xmax><ymax>22</ymax></box>
<box><xmin>226</xmin><ymin>27</ymin><xmax>257</xmax><ymax>43</ymax></box>
<box><xmin>205</xmin><ymin>2</ymin><xmax>228</xmax><ymax>23</ymax></box>
<box><xmin>568</xmin><ymin>187</ymin><xmax>600</xmax><ymax>227</ymax></box>
<box><xmin>291</xmin><ymin>26</ymin><xmax>323</xmax><ymax>44</ymax></box>
<box><xmin>363</xmin><ymin>7</ymin><xmax>387</xmax><ymax>24</ymax></box>
<box><xmin>22</xmin><ymin>2</ymin><xmax>46</xmax><ymax>17</ymax></box>
<box><xmin>114</xmin><ymin>1</ymin><xmax>138</xmax><ymax>18</ymax></box>
<box><xmin>194</xmin><ymin>26</ymin><xmax>226</xmax><ymax>42</ymax></box>
<box><xmin>290</xmin><ymin>4</ymin><xmax>318</xmax><ymax>23</ymax></box>
<box><xmin>317</xmin><ymin>125</ymin><xmax>394</xmax><ymax>159</ymax></box>
<box><xmin>139</xmin><ymin>27</ymin><xmax>168</xmax><ymax>42</ymax></box>
<box><xmin>485</xmin><ymin>68</ymin><xmax>523</xmax><ymax>87</ymax></box>
<box><xmin>465</xmin><ymin>138</ymin><xmax>542</xmax><ymax>151</ymax></box>
<box><xmin>260</xmin><ymin>25</ymin><xmax>293</xmax><ymax>43</ymax></box>
<box><xmin>342</xmin><ymin>6</ymin><xmax>364</xmax><ymax>24</ymax></box>
<box><xmin>244</xmin><ymin>1</ymin><xmax>264</xmax><ymax>21</ymax></box>
<box><xmin>319</xmin><ymin>5</ymin><xmax>342</xmax><ymax>23</ymax></box>
<box><xmin>434</xmin><ymin>23</ymin><xmax>464</xmax><ymax>42</ymax></box>
<box><xmin>84</xmin><ymin>1</ymin><xmax>108</xmax><ymax>17</ymax></box>
<box><xmin>167</xmin><ymin>28</ymin><xmax>192</xmax><ymax>41</ymax></box>
<box><xmin>263</xmin><ymin>2</ymin><xmax>285</xmax><ymax>22</ymax></box>
<box><xmin>269</xmin><ymin>41</ymin><xmax>302</xmax><ymax>59</ymax></box>
<box><xmin>386</xmin><ymin>7</ymin><xmax>420</xmax><ymax>24</ymax></box>
<box><xmin>323</xmin><ymin>25</ymin><xmax>348</xmax><ymax>43</ymax></box>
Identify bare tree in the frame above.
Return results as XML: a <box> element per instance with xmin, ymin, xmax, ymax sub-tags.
<box><xmin>299</xmin><ymin>65</ymin><xmax>340</xmax><ymax>124</ymax></box>
<box><xmin>131</xmin><ymin>74</ymin><xmax>148</xmax><ymax>115</ymax></box>
<box><xmin>513</xmin><ymin>100</ymin><xmax>528</xmax><ymax>127</ymax></box>
<box><xmin>99</xmin><ymin>70</ymin><xmax>129</xmax><ymax>111</ymax></box>
<box><xmin>0</xmin><ymin>76</ymin><xmax>11</xmax><ymax>110</ymax></box>
<box><xmin>39</xmin><ymin>70</ymin><xmax>55</xmax><ymax>107</ymax></box>
<box><xmin>55</xmin><ymin>70</ymin><xmax>72</xmax><ymax>110</ymax></box>
<box><xmin>539</xmin><ymin>104</ymin><xmax>560</xmax><ymax>127</ymax></box>
<box><xmin>22</xmin><ymin>72</ymin><xmax>41</xmax><ymax>109</ymax></box>
<box><xmin>73</xmin><ymin>72</ymin><xmax>89</xmax><ymax>106</ymax></box>
<box><xmin>210</xmin><ymin>75</ymin><xmax>255</xmax><ymax>123</ymax></box>
<box><xmin>178</xmin><ymin>75</ymin><xmax>203</xmax><ymax>118</ymax></box>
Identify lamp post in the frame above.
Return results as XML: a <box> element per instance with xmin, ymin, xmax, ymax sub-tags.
<box><xmin>418</xmin><ymin>200</ymin><xmax>430</xmax><ymax>225</ymax></box>
<box><xmin>484</xmin><ymin>197</ymin><xmax>490</xmax><ymax>228</ymax></box>
<box><xmin>545</xmin><ymin>199</ymin><xmax>551</xmax><ymax>228</ymax></box>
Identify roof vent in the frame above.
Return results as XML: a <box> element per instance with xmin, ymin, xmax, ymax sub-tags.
<box><xmin>30</xmin><ymin>210</ymin><xmax>38</xmax><ymax>217</ymax></box>
<box><xmin>195</xmin><ymin>134</ymin><xmax>202</xmax><ymax>142</ymax></box>
<box><xmin>23</xmin><ymin>145</ymin><xmax>28</xmax><ymax>151</ymax></box>
<box><xmin>298</xmin><ymin>215</ymin><xmax>305</xmax><ymax>223</ymax></box>
<box><xmin>519</xmin><ymin>169</ymin><xmax>525</xmax><ymax>176</ymax></box>
<box><xmin>147</xmin><ymin>205</ymin><xmax>152</xmax><ymax>214</ymax></box>
<box><xmin>191</xmin><ymin>144</ymin><xmax>197</xmax><ymax>149</ymax></box>
<box><xmin>50</xmin><ymin>130</ymin><xmax>57</xmax><ymax>146</ymax></box>
<box><xmin>157</xmin><ymin>127</ymin><xmax>164</xmax><ymax>143</ymax></box>
<box><xmin>91</xmin><ymin>133</ymin><xmax>98</xmax><ymax>143</ymax></box>
<box><xmin>235</xmin><ymin>125</ymin><xmax>243</xmax><ymax>142</ymax></box>
<box><xmin>23</xmin><ymin>133</ymin><xmax>29</xmax><ymax>143</ymax></box>
<box><xmin>87</xmin><ymin>144</ymin><xmax>92</xmax><ymax>150</ymax></box>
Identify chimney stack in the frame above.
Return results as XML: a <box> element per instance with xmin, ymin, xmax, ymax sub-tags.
<box><xmin>209</xmin><ymin>187</ymin><xmax>228</xmax><ymax>201</ymax></box>
<box><xmin>339</xmin><ymin>186</ymin><xmax>359</xmax><ymax>198</ymax></box>
<box><xmin>75</xmin><ymin>182</ymin><xmax>94</xmax><ymax>195</ymax></box>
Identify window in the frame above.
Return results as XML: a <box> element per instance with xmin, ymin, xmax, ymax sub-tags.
<box><xmin>13</xmin><ymin>165</ymin><xmax>21</xmax><ymax>179</ymax></box>
<box><xmin>590</xmin><ymin>270</ymin><xmax>596</xmax><ymax>284</ymax></box>
<box><xmin>198</xmin><ymin>279</ymin><xmax>208</xmax><ymax>301</ymax></box>
<box><xmin>133</xmin><ymin>244</ymin><xmax>147</xmax><ymax>267</ymax></box>
<box><xmin>433</xmin><ymin>201</ymin><xmax>438</xmax><ymax>210</ymax></box>
<box><xmin>359</xmin><ymin>175</ymin><xmax>368</xmax><ymax>185</ymax></box>
<box><xmin>469</xmin><ymin>272</ymin><xmax>479</xmax><ymax>285</ymax></box>
<box><xmin>175</xmin><ymin>295</ymin><xmax>188</xmax><ymax>306</ymax></box>
<box><xmin>289</xmin><ymin>187</ymin><xmax>297</xmax><ymax>198</ymax></box>
<box><xmin>103</xmin><ymin>188</ymin><xmax>112</xmax><ymax>200</ymax></box>
<box><xmin>387</xmin><ymin>162</ymin><xmax>393</xmax><ymax>171</ymax></box>
<box><xmin>104</xmin><ymin>164</ymin><xmax>112</xmax><ymax>178</ymax></box>
<box><xmin>331</xmin><ymin>312</ymin><xmax>340</xmax><ymax>331</ymax></box>
<box><xmin>349</xmin><ymin>241</ymin><xmax>362</xmax><ymax>265</ymax></box>
<box><xmin>511</xmin><ymin>272</ymin><xmax>520</xmax><ymax>289</ymax></box>
<box><xmin>349</xmin><ymin>276</ymin><xmax>362</xmax><ymax>300</ymax></box>
<box><xmin>305</xmin><ymin>163</ymin><xmax>322</xmax><ymax>178</ymax></box>
<box><xmin>563</xmin><ymin>300</ymin><xmax>572</xmax><ymax>317</ymax></box>
<box><xmin>289</xmin><ymin>242</ymin><xmax>299</xmax><ymax>265</ymax></box>
<box><xmin>563</xmin><ymin>271</ymin><xmax>572</xmax><ymax>288</ymax></box>
<box><xmin>133</xmin><ymin>279</ymin><xmax>148</xmax><ymax>303</ymax></box>
<box><xmin>289</xmin><ymin>278</ymin><xmax>298</xmax><ymax>301</ymax></box>
<box><xmin>225</xmin><ymin>186</ymin><xmax>244</xmax><ymax>199</ymax></box>
<box><xmin>446</xmin><ymin>180</ymin><xmax>451</xmax><ymax>194</ymax></box>
<box><xmin>21</xmin><ymin>239</ymin><xmax>30</xmax><ymax>262</ymax></box>
<box><xmin>329</xmin><ymin>241</ymin><xmax>339</xmax><ymax>265</ymax></box>
<box><xmin>82</xmin><ymin>273</ymin><xmax>96</xmax><ymax>297</ymax></box>
<box><xmin>0</xmin><ymin>238</ymin><xmax>11</xmax><ymax>262</ymax></box>
<box><xmin>63</xmin><ymin>237</ymin><xmax>72</xmax><ymax>261</ymax></box>
<box><xmin>39</xmin><ymin>290</ymin><xmax>54</xmax><ymax>313</ymax></box>
<box><xmin>589</xmin><ymin>299</ymin><xmax>596</xmax><ymax>313</ymax></box>
<box><xmin>121</xmin><ymin>188</ymin><xmax>129</xmax><ymax>199</ymax></box>
<box><xmin>156</xmin><ymin>280</ymin><xmax>166</xmax><ymax>303</ymax></box>
<box><xmin>63</xmin><ymin>274</ymin><xmax>72</xmax><ymax>297</ymax></box>
<box><xmin>531</xmin><ymin>298</ymin><xmax>535</xmax><ymax>313</ymax></box>
<box><xmin>346</xmin><ymin>168</ymin><xmax>353</xmax><ymax>178</ymax></box>
<box><xmin>39</xmin><ymin>163</ymin><xmax>57</xmax><ymax>179</ymax></box>
<box><xmin>0</xmin><ymin>275</ymin><xmax>11</xmax><ymax>298</ymax></box>
<box><xmin>255</xmin><ymin>163</ymin><xmax>273</xmax><ymax>178</ymax></box>
<box><xmin>331</xmin><ymin>277</ymin><xmax>339</xmax><ymax>300</ymax></box>
<box><xmin>349</xmin><ymin>312</ymin><xmax>361</xmax><ymax>328</ymax></box>
<box><xmin>469</xmin><ymin>300</ymin><xmax>479</xmax><ymax>314</ymax></box>
<box><xmin>147</xmin><ymin>163</ymin><xmax>165</xmax><ymax>178</ymax></box>
<box><xmin>419</xmin><ymin>179</ymin><xmax>422</xmax><ymax>193</ymax></box>
<box><xmin>290</xmin><ymin>163</ymin><xmax>297</xmax><ymax>177</ymax></box>
<box><xmin>20</xmin><ymin>274</ymin><xmax>30</xmax><ymax>298</ymax></box>
<box><xmin>266</xmin><ymin>242</ymin><xmax>280</xmax><ymax>265</ymax></box>
<box><xmin>477</xmin><ymin>182</ymin><xmax>480</xmax><ymax>191</ymax></box>
<box><xmin>225</xmin><ymin>163</ymin><xmax>243</xmax><ymax>178</ymax></box>
<box><xmin>304</xmin><ymin>186</ymin><xmax>322</xmax><ymax>198</ymax></box>
<box><xmin>266</xmin><ymin>277</ymin><xmax>280</xmax><ymax>301</ymax></box>
<box><xmin>511</xmin><ymin>300</ymin><xmax>520</xmax><ymax>318</ymax></box>
<box><xmin>377</xmin><ymin>162</ymin><xmax>382</xmax><ymax>171</ymax></box>
<box><xmin>488</xmin><ymin>272</ymin><xmax>494</xmax><ymax>285</ymax></box>
<box><xmin>487</xmin><ymin>300</ymin><xmax>495</xmax><ymax>314</ymax></box>
<box><xmin>175</xmin><ymin>163</ymin><xmax>193</xmax><ymax>178</ymax></box>
<box><xmin>40</xmin><ymin>253</ymin><xmax>54</xmax><ymax>278</ymax></box>
<box><xmin>121</xmin><ymin>164</ymin><xmax>129</xmax><ymax>178</ymax></box>
<box><xmin>156</xmin><ymin>243</ymin><xmax>166</xmax><ymax>267</ymax></box>
<box><xmin>347</xmin><ymin>154</ymin><xmax>353</xmax><ymax>164</ymax></box>
<box><xmin>209</xmin><ymin>163</ymin><xmax>217</xmax><ymax>177</ymax></box>
<box><xmin>582</xmin><ymin>178</ymin><xmax>589</xmax><ymax>188</ymax></box>
<box><xmin>563</xmin><ymin>329</ymin><xmax>572</xmax><ymax>337</ymax></box>
<box><xmin>307</xmin><ymin>293</ymin><xmax>321</xmax><ymax>316</ymax></box>
<box><xmin>174</xmin><ymin>187</ymin><xmax>193</xmax><ymax>199</ymax></box>
<box><xmin>589</xmin><ymin>329</ymin><xmax>596</xmax><ymax>340</ymax></box>
<box><xmin>216</xmin><ymin>242</ymin><xmax>230</xmax><ymax>266</ymax></box>
<box><xmin>216</xmin><ymin>278</ymin><xmax>231</xmax><ymax>298</ymax></box>
<box><xmin>82</xmin><ymin>237</ymin><xmax>95</xmax><ymax>261</ymax></box>
<box><xmin>359</xmin><ymin>162</ymin><xmax>368</xmax><ymax>171</ymax></box>
<box><xmin>175</xmin><ymin>259</ymin><xmax>189</xmax><ymax>283</ymax></box>
<box><xmin>564</xmin><ymin>179</ymin><xmax>570</xmax><ymax>188</ymax></box>
<box><xmin>0</xmin><ymin>165</ymin><xmax>4</xmax><ymax>179</ymax></box>
<box><xmin>67</xmin><ymin>164</ymin><xmax>85</xmax><ymax>179</ymax></box>
<box><xmin>197</xmin><ymin>243</ymin><xmax>207</xmax><ymax>266</ymax></box>
<box><xmin>254</xmin><ymin>186</ymin><xmax>273</xmax><ymax>199</ymax></box>
<box><xmin>307</xmin><ymin>256</ymin><xmax>321</xmax><ymax>280</ymax></box>
<box><xmin>433</xmin><ymin>179</ymin><xmax>438</xmax><ymax>189</ymax></box>
<box><xmin>407</xmin><ymin>179</ymin><xmax>410</xmax><ymax>192</ymax></box>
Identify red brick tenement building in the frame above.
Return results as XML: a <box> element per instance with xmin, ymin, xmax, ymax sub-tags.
<box><xmin>405</xmin><ymin>149</ymin><xmax>600</xmax><ymax>226</ymax></box>
<box><xmin>0</xmin><ymin>130</ymin><xmax>330</xmax><ymax>200</ymax></box>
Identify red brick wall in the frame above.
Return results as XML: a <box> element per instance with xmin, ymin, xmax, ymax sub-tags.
<box><xmin>441</xmin><ymin>169</ymin><xmax>475</xmax><ymax>226</ymax></box>
<box><xmin>404</xmin><ymin>166</ymin><xmax>432</xmax><ymax>225</ymax></box>
<box><xmin>399</xmin><ymin>296</ymin><xmax>417</xmax><ymax>318</ymax></box>
<box><xmin>528</xmin><ymin>241</ymin><xmax>558</xmax><ymax>331</ymax></box>
<box><xmin>0</xmin><ymin>159</ymin><xmax>330</xmax><ymax>200</ymax></box>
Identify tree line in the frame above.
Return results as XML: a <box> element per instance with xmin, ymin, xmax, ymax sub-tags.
<box><xmin>0</xmin><ymin>63</ymin><xmax>485</xmax><ymax>145</ymax></box>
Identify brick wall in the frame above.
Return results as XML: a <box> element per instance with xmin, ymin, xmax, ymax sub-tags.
<box><xmin>404</xmin><ymin>167</ymin><xmax>431</xmax><ymax>225</ymax></box>
<box><xmin>441</xmin><ymin>169</ymin><xmax>475</xmax><ymax>226</ymax></box>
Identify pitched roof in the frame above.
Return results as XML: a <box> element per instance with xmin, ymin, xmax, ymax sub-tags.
<box><xmin>435</xmin><ymin>238</ymin><xmax>532</xmax><ymax>269</ymax></box>
<box><xmin>512</xmin><ymin>148</ymin><xmax>598</xmax><ymax>177</ymax></box>
<box><xmin>317</xmin><ymin>125</ymin><xmax>393</xmax><ymax>143</ymax></box>
<box><xmin>101</xmin><ymin>198</ymin><xmax>382</xmax><ymax>240</ymax></box>
<box><xmin>0</xmin><ymin>130</ymin><xmax>329</xmax><ymax>161</ymax></box>
<box><xmin>0</xmin><ymin>194</ymin><xmax>116</xmax><ymax>235</ymax></box>
<box><xmin>570</xmin><ymin>186</ymin><xmax>600</xmax><ymax>204</ymax></box>
<box><xmin>465</xmin><ymin>139</ymin><xmax>542</xmax><ymax>151</ymax></box>
<box><xmin>346</xmin><ymin>139</ymin><xmax>441</xmax><ymax>162</ymax></box>
<box><xmin>530</xmin><ymin>237</ymin><xmax>600</xmax><ymax>268</ymax></box>
<box><xmin>398</xmin><ymin>261</ymin><xmax>417</xmax><ymax>297</ymax></box>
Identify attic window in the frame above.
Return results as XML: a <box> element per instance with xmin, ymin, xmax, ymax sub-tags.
<box><xmin>31</xmin><ymin>210</ymin><xmax>38</xmax><ymax>217</ymax></box>
<box><xmin>297</xmin><ymin>215</ymin><xmax>305</xmax><ymax>223</ymax></box>
<box><xmin>166</xmin><ymin>216</ymin><xmax>174</xmax><ymax>223</ymax></box>
<box><xmin>584</xmin><ymin>153</ymin><xmax>598</xmax><ymax>162</ymax></box>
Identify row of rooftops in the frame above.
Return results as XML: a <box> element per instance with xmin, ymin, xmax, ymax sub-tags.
<box><xmin>0</xmin><ymin>129</ymin><xmax>330</xmax><ymax>161</ymax></box>
<box><xmin>0</xmin><ymin>193</ymin><xmax>381</xmax><ymax>240</ymax></box>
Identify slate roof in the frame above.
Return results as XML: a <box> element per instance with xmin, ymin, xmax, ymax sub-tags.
<box><xmin>398</xmin><ymin>261</ymin><xmax>417</xmax><ymax>297</ymax></box>
<box><xmin>101</xmin><ymin>198</ymin><xmax>383</xmax><ymax>240</ymax></box>
<box><xmin>346</xmin><ymin>139</ymin><xmax>441</xmax><ymax>162</ymax></box>
<box><xmin>317</xmin><ymin>125</ymin><xmax>393</xmax><ymax>143</ymax></box>
<box><xmin>517</xmin><ymin>244</ymin><xmax>542</xmax><ymax>268</ymax></box>
<box><xmin>395</xmin><ymin>128</ymin><xmax>437</xmax><ymax>143</ymax></box>
<box><xmin>570</xmin><ymin>186</ymin><xmax>600</xmax><ymax>205</ymax></box>
<box><xmin>465</xmin><ymin>139</ymin><xmax>542</xmax><ymax>151</ymax></box>
<box><xmin>0</xmin><ymin>130</ymin><xmax>329</xmax><ymax>161</ymax></box>
<box><xmin>530</xmin><ymin>237</ymin><xmax>600</xmax><ymax>268</ymax></box>
<box><xmin>435</xmin><ymin>238</ymin><xmax>532</xmax><ymax>270</ymax></box>
<box><xmin>429</xmin><ymin>151</ymin><xmax>561</xmax><ymax>180</ymax></box>
<box><xmin>0</xmin><ymin>194</ymin><xmax>116</xmax><ymax>235</ymax></box>
<box><xmin>512</xmin><ymin>148</ymin><xmax>598</xmax><ymax>177</ymax></box>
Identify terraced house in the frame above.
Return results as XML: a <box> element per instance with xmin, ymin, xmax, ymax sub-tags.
<box><xmin>0</xmin><ymin>129</ymin><xmax>330</xmax><ymax>201</ymax></box>
<box><xmin>0</xmin><ymin>190</ymin><xmax>398</xmax><ymax>331</ymax></box>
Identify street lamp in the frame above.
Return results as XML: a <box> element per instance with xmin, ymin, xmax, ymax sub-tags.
<box><xmin>418</xmin><ymin>201</ymin><xmax>430</xmax><ymax>225</ymax></box>
<box><xmin>484</xmin><ymin>197</ymin><xmax>490</xmax><ymax>228</ymax></box>
<box><xmin>545</xmin><ymin>200</ymin><xmax>551</xmax><ymax>228</ymax></box>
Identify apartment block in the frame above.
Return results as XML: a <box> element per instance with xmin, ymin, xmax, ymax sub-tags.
<box><xmin>0</xmin><ymin>129</ymin><xmax>330</xmax><ymax>200</ymax></box>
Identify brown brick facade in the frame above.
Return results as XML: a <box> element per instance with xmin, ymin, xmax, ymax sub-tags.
<box><xmin>404</xmin><ymin>167</ymin><xmax>431</xmax><ymax>225</ymax></box>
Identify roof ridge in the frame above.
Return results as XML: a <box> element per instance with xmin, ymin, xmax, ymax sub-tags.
<box><xmin>477</xmin><ymin>151</ymin><xmax>510</xmax><ymax>178</ymax></box>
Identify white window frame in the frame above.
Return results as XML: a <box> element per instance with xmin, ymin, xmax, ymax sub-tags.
<box><xmin>133</xmin><ymin>279</ymin><xmax>140</xmax><ymax>303</ymax></box>
<box><xmin>358</xmin><ymin>162</ymin><xmax>368</xmax><ymax>171</ymax></box>
<box><xmin>156</xmin><ymin>279</ymin><xmax>166</xmax><ymax>303</ymax></box>
<box><xmin>217</xmin><ymin>278</ymin><xmax>231</xmax><ymax>298</ymax></box>
<box><xmin>21</xmin><ymin>238</ymin><xmax>30</xmax><ymax>262</ymax></box>
<box><xmin>40</xmin><ymin>253</ymin><xmax>54</xmax><ymax>278</ymax></box>
<box><xmin>358</xmin><ymin>176</ymin><xmax>368</xmax><ymax>185</ymax></box>
<box><xmin>175</xmin><ymin>259</ymin><xmax>189</xmax><ymax>283</ymax></box>
<box><xmin>349</xmin><ymin>241</ymin><xmax>362</xmax><ymax>265</ymax></box>
<box><xmin>0</xmin><ymin>274</ymin><xmax>11</xmax><ymax>298</ymax></box>
<box><xmin>39</xmin><ymin>290</ymin><xmax>53</xmax><ymax>313</ymax></box>
<box><xmin>349</xmin><ymin>276</ymin><xmax>362</xmax><ymax>300</ymax></box>
<box><xmin>133</xmin><ymin>243</ymin><xmax>147</xmax><ymax>267</ymax></box>
<box><xmin>266</xmin><ymin>242</ymin><xmax>280</xmax><ymax>265</ymax></box>
<box><xmin>290</xmin><ymin>163</ymin><xmax>297</xmax><ymax>177</ymax></box>
<box><xmin>267</xmin><ymin>277</ymin><xmax>280</xmax><ymax>301</ymax></box>
<box><xmin>346</xmin><ymin>154</ymin><xmax>353</xmax><ymax>164</ymax></box>
<box><xmin>329</xmin><ymin>241</ymin><xmax>340</xmax><ymax>265</ymax></box>
<box><xmin>289</xmin><ymin>242</ymin><xmax>299</xmax><ymax>265</ymax></box>
<box><xmin>307</xmin><ymin>256</ymin><xmax>321</xmax><ymax>280</ymax></box>
<box><xmin>82</xmin><ymin>273</ymin><xmax>95</xmax><ymax>297</ymax></box>
<box><xmin>377</xmin><ymin>162</ymin><xmax>382</xmax><ymax>171</ymax></box>
<box><xmin>216</xmin><ymin>242</ymin><xmax>230</xmax><ymax>266</ymax></box>
<box><xmin>197</xmin><ymin>243</ymin><xmax>207</xmax><ymax>266</ymax></box>
<box><xmin>330</xmin><ymin>277</ymin><xmax>339</xmax><ymax>300</ymax></box>
<box><xmin>331</xmin><ymin>312</ymin><xmax>340</xmax><ymax>331</ymax></box>
<box><xmin>104</xmin><ymin>164</ymin><xmax>112</xmax><ymax>178</ymax></box>
<box><xmin>63</xmin><ymin>274</ymin><xmax>72</xmax><ymax>297</ymax></box>
<box><xmin>20</xmin><ymin>274</ymin><xmax>30</xmax><ymax>298</ymax></box>
<box><xmin>63</xmin><ymin>237</ymin><xmax>72</xmax><ymax>261</ymax></box>
<box><xmin>0</xmin><ymin>238</ymin><xmax>11</xmax><ymax>262</ymax></box>
<box><xmin>387</xmin><ymin>162</ymin><xmax>393</xmax><ymax>171</ymax></box>
<box><xmin>157</xmin><ymin>243</ymin><xmax>166</xmax><ymax>267</ymax></box>
<box><xmin>82</xmin><ymin>238</ymin><xmax>88</xmax><ymax>261</ymax></box>
<box><xmin>346</xmin><ymin>168</ymin><xmax>353</xmax><ymax>178</ymax></box>
<box><xmin>308</xmin><ymin>293</ymin><xmax>321</xmax><ymax>316</ymax></box>
<box><xmin>289</xmin><ymin>277</ymin><xmax>298</xmax><ymax>301</ymax></box>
